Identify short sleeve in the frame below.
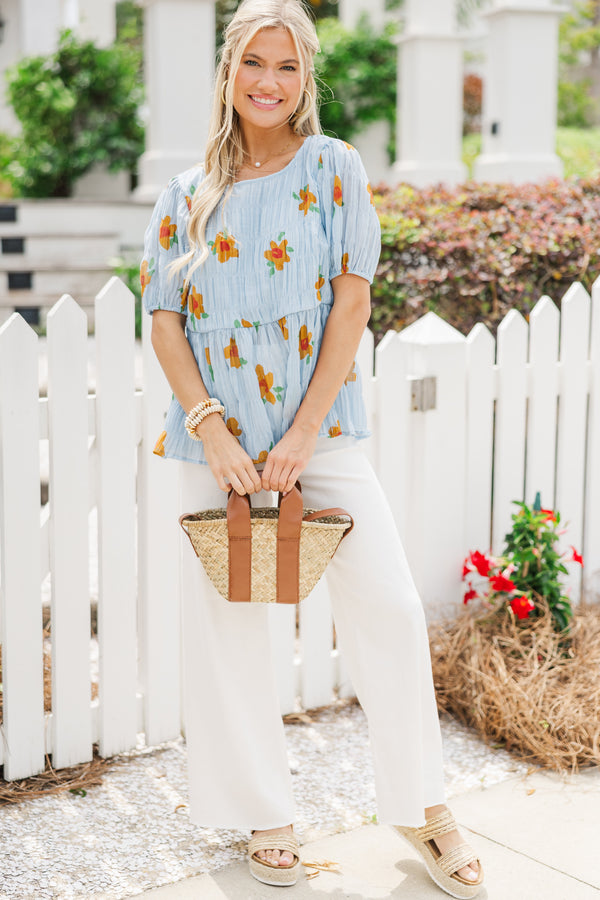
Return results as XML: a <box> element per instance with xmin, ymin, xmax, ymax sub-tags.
<box><xmin>140</xmin><ymin>178</ymin><xmax>190</xmax><ymax>315</ymax></box>
<box><xmin>319</xmin><ymin>140</ymin><xmax>381</xmax><ymax>284</ymax></box>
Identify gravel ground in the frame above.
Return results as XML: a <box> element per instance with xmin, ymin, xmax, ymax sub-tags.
<box><xmin>0</xmin><ymin>706</ymin><xmax>530</xmax><ymax>900</ymax></box>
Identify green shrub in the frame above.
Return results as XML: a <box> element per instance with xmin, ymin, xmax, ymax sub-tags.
<box><xmin>5</xmin><ymin>30</ymin><xmax>144</xmax><ymax>197</ymax></box>
<box><xmin>315</xmin><ymin>17</ymin><xmax>397</xmax><ymax>155</ymax></box>
<box><xmin>371</xmin><ymin>177</ymin><xmax>600</xmax><ymax>340</ymax></box>
<box><xmin>558</xmin><ymin>79</ymin><xmax>595</xmax><ymax>128</ymax></box>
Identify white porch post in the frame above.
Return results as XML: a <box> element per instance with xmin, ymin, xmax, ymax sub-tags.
<box><xmin>339</xmin><ymin>0</ymin><xmax>386</xmax><ymax>30</ymax></box>
<box><xmin>392</xmin><ymin>0</ymin><xmax>466</xmax><ymax>187</ymax></box>
<box><xmin>339</xmin><ymin>0</ymin><xmax>390</xmax><ymax>183</ymax></box>
<box><xmin>77</xmin><ymin>0</ymin><xmax>117</xmax><ymax>47</ymax></box>
<box><xmin>19</xmin><ymin>0</ymin><xmax>62</xmax><ymax>55</ymax></box>
<box><xmin>474</xmin><ymin>1</ymin><xmax>565</xmax><ymax>183</ymax></box>
<box><xmin>135</xmin><ymin>0</ymin><xmax>215</xmax><ymax>202</ymax></box>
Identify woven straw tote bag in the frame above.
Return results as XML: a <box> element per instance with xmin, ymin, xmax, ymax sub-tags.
<box><xmin>179</xmin><ymin>482</ymin><xmax>353</xmax><ymax>603</ymax></box>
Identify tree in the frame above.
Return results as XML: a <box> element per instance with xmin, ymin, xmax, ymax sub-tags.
<box><xmin>5</xmin><ymin>30</ymin><xmax>144</xmax><ymax>197</ymax></box>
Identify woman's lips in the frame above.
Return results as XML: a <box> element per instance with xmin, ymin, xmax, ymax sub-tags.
<box><xmin>248</xmin><ymin>95</ymin><xmax>283</xmax><ymax>109</ymax></box>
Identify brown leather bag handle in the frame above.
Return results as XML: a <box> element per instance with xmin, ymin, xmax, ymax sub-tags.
<box><xmin>224</xmin><ymin>483</ymin><xmax>353</xmax><ymax>602</ymax></box>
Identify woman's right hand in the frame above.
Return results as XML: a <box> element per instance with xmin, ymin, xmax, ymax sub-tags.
<box><xmin>197</xmin><ymin>414</ymin><xmax>263</xmax><ymax>495</ymax></box>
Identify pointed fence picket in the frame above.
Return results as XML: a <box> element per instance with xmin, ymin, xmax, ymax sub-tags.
<box><xmin>526</xmin><ymin>296</ymin><xmax>559</xmax><ymax>510</ymax></box>
<box><xmin>46</xmin><ymin>296</ymin><xmax>93</xmax><ymax>769</ymax></box>
<box><xmin>555</xmin><ymin>284</ymin><xmax>590</xmax><ymax>599</ymax></box>
<box><xmin>492</xmin><ymin>310</ymin><xmax>528</xmax><ymax>552</ymax></box>
<box><xmin>94</xmin><ymin>278</ymin><xmax>138</xmax><ymax>757</ymax></box>
<box><xmin>585</xmin><ymin>279</ymin><xmax>600</xmax><ymax>603</ymax></box>
<box><xmin>0</xmin><ymin>315</ymin><xmax>45</xmax><ymax>780</ymax></box>
<box><xmin>1</xmin><ymin>274</ymin><xmax>600</xmax><ymax>782</ymax></box>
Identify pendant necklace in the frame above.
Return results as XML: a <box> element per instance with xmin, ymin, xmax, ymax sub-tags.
<box><xmin>246</xmin><ymin>135</ymin><xmax>300</xmax><ymax>169</ymax></box>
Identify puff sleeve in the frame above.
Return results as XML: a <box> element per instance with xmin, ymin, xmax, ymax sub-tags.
<box><xmin>319</xmin><ymin>140</ymin><xmax>381</xmax><ymax>284</ymax></box>
<box><xmin>140</xmin><ymin>177</ymin><xmax>190</xmax><ymax>315</ymax></box>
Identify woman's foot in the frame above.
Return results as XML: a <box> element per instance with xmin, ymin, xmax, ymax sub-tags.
<box><xmin>252</xmin><ymin>824</ymin><xmax>296</xmax><ymax>867</ymax></box>
<box><xmin>424</xmin><ymin>804</ymin><xmax>480</xmax><ymax>883</ymax></box>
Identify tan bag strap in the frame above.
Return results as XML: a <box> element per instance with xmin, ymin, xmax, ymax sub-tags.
<box><xmin>226</xmin><ymin>490</ymin><xmax>253</xmax><ymax>602</ymax></box>
<box><xmin>303</xmin><ymin>508</ymin><xmax>354</xmax><ymax>538</ymax></box>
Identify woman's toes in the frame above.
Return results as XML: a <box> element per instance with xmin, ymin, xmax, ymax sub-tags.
<box><xmin>457</xmin><ymin>864</ymin><xmax>479</xmax><ymax>881</ymax></box>
<box><xmin>279</xmin><ymin>851</ymin><xmax>295</xmax><ymax>867</ymax></box>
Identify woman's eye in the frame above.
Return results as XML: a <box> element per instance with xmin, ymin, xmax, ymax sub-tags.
<box><xmin>282</xmin><ymin>65</ymin><xmax>296</xmax><ymax>72</ymax></box>
<box><xmin>244</xmin><ymin>59</ymin><xmax>259</xmax><ymax>66</ymax></box>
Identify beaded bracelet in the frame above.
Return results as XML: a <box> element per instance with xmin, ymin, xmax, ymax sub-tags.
<box><xmin>184</xmin><ymin>398</ymin><xmax>225</xmax><ymax>440</ymax></box>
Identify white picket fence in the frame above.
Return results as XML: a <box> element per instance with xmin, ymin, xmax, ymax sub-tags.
<box><xmin>1</xmin><ymin>275</ymin><xmax>599</xmax><ymax>781</ymax></box>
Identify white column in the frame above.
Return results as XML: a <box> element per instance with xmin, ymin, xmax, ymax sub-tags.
<box><xmin>339</xmin><ymin>0</ymin><xmax>386</xmax><ymax>30</ymax></box>
<box><xmin>339</xmin><ymin>0</ymin><xmax>392</xmax><ymax>183</ymax></box>
<box><xmin>474</xmin><ymin>1</ymin><xmax>565</xmax><ymax>183</ymax></box>
<box><xmin>135</xmin><ymin>0</ymin><xmax>215</xmax><ymax>202</ymax></box>
<box><xmin>392</xmin><ymin>0</ymin><xmax>467</xmax><ymax>187</ymax></box>
<box><xmin>78</xmin><ymin>0</ymin><xmax>116</xmax><ymax>47</ymax></box>
<box><xmin>19</xmin><ymin>0</ymin><xmax>63</xmax><ymax>55</ymax></box>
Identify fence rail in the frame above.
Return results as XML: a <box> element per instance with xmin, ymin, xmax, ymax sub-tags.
<box><xmin>1</xmin><ymin>275</ymin><xmax>599</xmax><ymax>780</ymax></box>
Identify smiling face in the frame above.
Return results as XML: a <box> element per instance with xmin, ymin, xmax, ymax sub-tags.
<box><xmin>232</xmin><ymin>27</ymin><xmax>304</xmax><ymax>133</ymax></box>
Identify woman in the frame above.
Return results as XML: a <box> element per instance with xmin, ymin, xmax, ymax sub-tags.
<box><xmin>140</xmin><ymin>0</ymin><xmax>484</xmax><ymax>895</ymax></box>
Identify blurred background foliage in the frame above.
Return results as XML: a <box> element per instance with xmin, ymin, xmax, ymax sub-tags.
<box><xmin>1</xmin><ymin>0</ymin><xmax>598</xmax><ymax>200</ymax></box>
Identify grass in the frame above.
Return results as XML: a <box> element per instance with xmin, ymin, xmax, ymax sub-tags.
<box><xmin>462</xmin><ymin>127</ymin><xmax>600</xmax><ymax>180</ymax></box>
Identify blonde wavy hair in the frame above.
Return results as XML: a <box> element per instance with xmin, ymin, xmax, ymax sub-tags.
<box><xmin>171</xmin><ymin>0</ymin><xmax>322</xmax><ymax>280</ymax></box>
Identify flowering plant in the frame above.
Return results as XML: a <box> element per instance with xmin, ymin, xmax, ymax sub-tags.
<box><xmin>462</xmin><ymin>499</ymin><xmax>584</xmax><ymax>633</ymax></box>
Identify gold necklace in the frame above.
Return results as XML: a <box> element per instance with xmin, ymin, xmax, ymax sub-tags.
<box><xmin>244</xmin><ymin>135</ymin><xmax>301</xmax><ymax>169</ymax></box>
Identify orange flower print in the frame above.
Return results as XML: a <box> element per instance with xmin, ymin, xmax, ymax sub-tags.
<box><xmin>293</xmin><ymin>185</ymin><xmax>319</xmax><ymax>216</ymax></box>
<box><xmin>299</xmin><ymin>324</ymin><xmax>313</xmax><ymax>363</ymax></box>
<box><xmin>153</xmin><ymin>430</ymin><xmax>167</xmax><ymax>457</ymax></box>
<box><xmin>328</xmin><ymin>421</ymin><xmax>343</xmax><ymax>438</ymax></box>
<box><xmin>224</xmin><ymin>337</ymin><xmax>247</xmax><ymax>368</ymax></box>
<box><xmin>209</xmin><ymin>230</ymin><xmax>239</xmax><ymax>263</ymax></box>
<box><xmin>367</xmin><ymin>183</ymin><xmax>375</xmax><ymax>206</ymax></box>
<box><xmin>226</xmin><ymin>417</ymin><xmax>242</xmax><ymax>437</ymax></box>
<box><xmin>341</xmin><ymin>252</ymin><xmax>349</xmax><ymax>275</ymax></box>
<box><xmin>188</xmin><ymin>286</ymin><xmax>208</xmax><ymax>322</ymax></box>
<box><xmin>318</xmin><ymin>153</ymin><xmax>323</xmax><ymax>169</ymax></box>
<box><xmin>315</xmin><ymin>268</ymin><xmax>325</xmax><ymax>302</ymax></box>
<box><xmin>205</xmin><ymin>347</ymin><xmax>214</xmax><ymax>381</ymax></box>
<box><xmin>345</xmin><ymin>361</ymin><xmax>357</xmax><ymax>385</ymax></box>
<box><xmin>278</xmin><ymin>317</ymin><xmax>289</xmax><ymax>340</ymax></box>
<box><xmin>256</xmin><ymin>365</ymin><xmax>283</xmax><ymax>405</ymax></box>
<box><xmin>333</xmin><ymin>175</ymin><xmax>343</xmax><ymax>208</ymax></box>
<box><xmin>159</xmin><ymin>216</ymin><xmax>178</xmax><ymax>250</ymax></box>
<box><xmin>253</xmin><ymin>450</ymin><xmax>269</xmax><ymax>466</ymax></box>
<box><xmin>343</xmin><ymin>141</ymin><xmax>356</xmax><ymax>152</ymax></box>
<box><xmin>265</xmin><ymin>231</ymin><xmax>294</xmax><ymax>275</ymax></box>
<box><xmin>140</xmin><ymin>258</ymin><xmax>155</xmax><ymax>298</ymax></box>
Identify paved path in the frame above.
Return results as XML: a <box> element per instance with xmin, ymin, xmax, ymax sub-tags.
<box><xmin>134</xmin><ymin>768</ymin><xmax>600</xmax><ymax>899</ymax></box>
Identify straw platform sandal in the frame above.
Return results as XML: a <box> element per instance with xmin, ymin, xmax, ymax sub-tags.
<box><xmin>248</xmin><ymin>832</ymin><xmax>301</xmax><ymax>887</ymax></box>
<box><xmin>394</xmin><ymin>809</ymin><xmax>484</xmax><ymax>899</ymax></box>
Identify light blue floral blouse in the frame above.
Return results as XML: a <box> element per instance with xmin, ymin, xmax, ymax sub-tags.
<box><xmin>141</xmin><ymin>134</ymin><xmax>381</xmax><ymax>465</ymax></box>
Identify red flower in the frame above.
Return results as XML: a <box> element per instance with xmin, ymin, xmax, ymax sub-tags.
<box><xmin>489</xmin><ymin>573</ymin><xmax>516</xmax><ymax>593</ymax></box>
<box><xmin>463</xmin><ymin>583</ymin><xmax>478</xmax><ymax>605</ymax></box>
<box><xmin>540</xmin><ymin>508</ymin><xmax>557</xmax><ymax>523</ymax></box>
<box><xmin>570</xmin><ymin>546</ymin><xmax>584</xmax><ymax>566</ymax></box>
<box><xmin>510</xmin><ymin>595</ymin><xmax>535</xmax><ymax>620</ymax></box>
<box><xmin>462</xmin><ymin>558</ymin><xmax>471</xmax><ymax>579</ymax></box>
<box><xmin>470</xmin><ymin>550</ymin><xmax>492</xmax><ymax>577</ymax></box>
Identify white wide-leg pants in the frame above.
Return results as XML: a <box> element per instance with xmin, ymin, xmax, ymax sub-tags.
<box><xmin>178</xmin><ymin>443</ymin><xmax>446</xmax><ymax>831</ymax></box>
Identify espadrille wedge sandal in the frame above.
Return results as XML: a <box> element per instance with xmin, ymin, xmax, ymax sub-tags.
<box><xmin>394</xmin><ymin>809</ymin><xmax>484</xmax><ymax>899</ymax></box>
<box><xmin>248</xmin><ymin>832</ymin><xmax>301</xmax><ymax>887</ymax></box>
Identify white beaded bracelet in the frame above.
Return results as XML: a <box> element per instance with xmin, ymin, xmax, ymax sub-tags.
<box><xmin>184</xmin><ymin>399</ymin><xmax>225</xmax><ymax>440</ymax></box>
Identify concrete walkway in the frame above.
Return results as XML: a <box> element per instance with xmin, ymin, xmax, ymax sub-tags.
<box><xmin>133</xmin><ymin>767</ymin><xmax>599</xmax><ymax>899</ymax></box>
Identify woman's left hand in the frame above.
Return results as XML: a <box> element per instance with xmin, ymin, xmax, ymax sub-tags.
<box><xmin>261</xmin><ymin>423</ymin><xmax>318</xmax><ymax>494</ymax></box>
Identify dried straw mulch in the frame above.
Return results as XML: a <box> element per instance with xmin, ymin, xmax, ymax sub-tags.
<box><xmin>429</xmin><ymin>602</ymin><xmax>600</xmax><ymax>773</ymax></box>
